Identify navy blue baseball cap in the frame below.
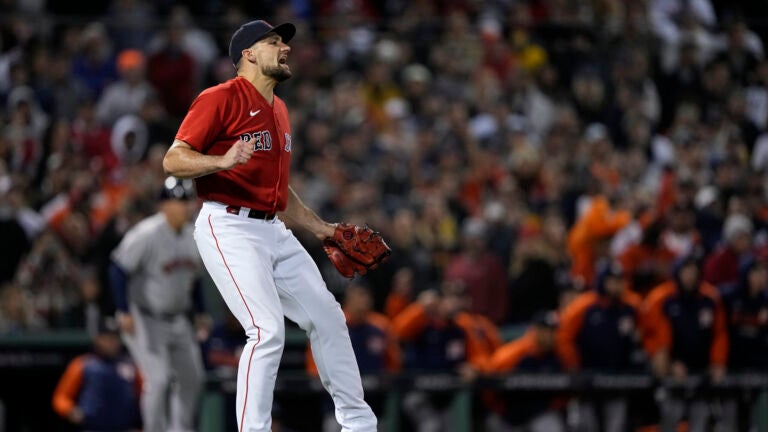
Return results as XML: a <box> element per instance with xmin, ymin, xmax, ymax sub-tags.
<box><xmin>229</xmin><ymin>20</ymin><xmax>296</xmax><ymax>66</ymax></box>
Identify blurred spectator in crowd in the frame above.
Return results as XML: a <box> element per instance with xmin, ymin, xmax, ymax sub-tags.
<box><xmin>0</xmin><ymin>282</ymin><xmax>44</xmax><ymax>333</ymax></box>
<box><xmin>34</xmin><ymin>54</ymin><xmax>90</xmax><ymax>121</ymax></box>
<box><xmin>617</xmin><ymin>220</ymin><xmax>677</xmax><ymax>296</ymax></box>
<box><xmin>703</xmin><ymin>212</ymin><xmax>755</xmax><ymax>287</ymax></box>
<box><xmin>392</xmin><ymin>288</ymin><xmax>474</xmax><ymax>432</ymax></box>
<box><xmin>96</xmin><ymin>49</ymin><xmax>155</xmax><ymax>126</ymax></box>
<box><xmin>147</xmin><ymin>16</ymin><xmax>197</xmax><ymax>120</ymax></box>
<box><xmin>485</xmin><ymin>311</ymin><xmax>566</xmax><ymax>432</ymax></box>
<box><xmin>508</xmin><ymin>210</ymin><xmax>569</xmax><ymax>322</ymax></box>
<box><xmin>444</xmin><ymin>217</ymin><xmax>508</xmax><ymax>324</ymax></box>
<box><xmin>692</xmin><ymin>186</ymin><xmax>725</xmax><ymax>256</ymax></box>
<box><xmin>557</xmin><ymin>262</ymin><xmax>643</xmax><ymax>432</ymax></box>
<box><xmin>110</xmin><ymin>114</ymin><xmax>149</xmax><ymax>166</ymax></box>
<box><xmin>71</xmin><ymin>22</ymin><xmax>117</xmax><ymax>98</ymax></box>
<box><xmin>567</xmin><ymin>181</ymin><xmax>632</xmax><ymax>286</ymax></box>
<box><xmin>0</xmin><ymin>178</ymin><xmax>32</xmax><ymax>284</ymax></box>
<box><xmin>52</xmin><ymin>317</ymin><xmax>142</xmax><ymax>432</ymax></box>
<box><xmin>713</xmin><ymin>17</ymin><xmax>764</xmax><ymax>84</ymax></box>
<box><xmin>448</xmin><ymin>280</ymin><xmax>503</xmax><ymax>373</ymax></box>
<box><xmin>722</xmin><ymin>256</ymin><xmax>768</xmax><ymax>371</ymax></box>
<box><xmin>482</xmin><ymin>200</ymin><xmax>516</xmax><ymax>273</ymax></box>
<box><xmin>55</xmin><ymin>266</ymin><xmax>107</xmax><ymax>335</ymax></box>
<box><xmin>659</xmin><ymin>203</ymin><xmax>701</xmax><ymax>258</ymax></box>
<box><xmin>307</xmin><ymin>283</ymin><xmax>400</xmax><ymax>432</ymax></box>
<box><xmin>4</xmin><ymin>85</ymin><xmax>49</xmax><ymax>177</ymax></box>
<box><xmin>71</xmin><ymin>98</ymin><xmax>119</xmax><ymax>173</ymax></box>
<box><xmin>722</xmin><ymin>256</ymin><xmax>768</xmax><ymax>431</ymax></box>
<box><xmin>147</xmin><ymin>5</ymin><xmax>218</xmax><ymax>88</ymax></box>
<box><xmin>206</xmin><ymin>309</ymin><xmax>247</xmax><ymax>371</ymax></box>
<box><xmin>650</xmin><ymin>0</ymin><xmax>717</xmax><ymax>48</ymax></box>
<box><xmin>370</xmin><ymin>207</ymin><xmax>436</xmax><ymax>310</ymax></box>
<box><xmin>642</xmin><ymin>255</ymin><xmax>734</xmax><ymax>432</ymax></box>
<box><xmin>412</xmin><ymin>195</ymin><xmax>458</xmax><ymax>274</ymax></box>
<box><xmin>13</xmin><ymin>229</ymin><xmax>84</xmax><ymax>328</ymax></box>
<box><xmin>384</xmin><ymin>267</ymin><xmax>415</xmax><ymax>319</ymax></box>
<box><xmin>105</xmin><ymin>0</ymin><xmax>155</xmax><ymax>52</ymax></box>
<box><xmin>753</xmin><ymin>128</ymin><xmax>768</xmax><ymax>172</ymax></box>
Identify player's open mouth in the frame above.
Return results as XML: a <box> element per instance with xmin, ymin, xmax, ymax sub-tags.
<box><xmin>278</xmin><ymin>56</ymin><xmax>288</xmax><ymax>65</ymax></box>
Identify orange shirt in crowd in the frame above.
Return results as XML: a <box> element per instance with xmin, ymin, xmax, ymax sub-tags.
<box><xmin>567</xmin><ymin>195</ymin><xmax>631</xmax><ymax>285</ymax></box>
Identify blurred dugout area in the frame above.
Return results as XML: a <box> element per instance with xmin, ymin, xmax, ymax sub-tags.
<box><xmin>2</xmin><ymin>325</ymin><xmax>768</xmax><ymax>432</ymax></box>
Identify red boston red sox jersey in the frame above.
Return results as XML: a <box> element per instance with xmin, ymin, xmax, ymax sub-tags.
<box><xmin>176</xmin><ymin>76</ymin><xmax>292</xmax><ymax>212</ymax></box>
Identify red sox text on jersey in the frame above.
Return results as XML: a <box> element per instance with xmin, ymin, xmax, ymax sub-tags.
<box><xmin>176</xmin><ymin>76</ymin><xmax>292</xmax><ymax>213</ymax></box>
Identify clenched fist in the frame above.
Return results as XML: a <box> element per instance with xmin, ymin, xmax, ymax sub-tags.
<box><xmin>222</xmin><ymin>139</ymin><xmax>252</xmax><ymax>169</ymax></box>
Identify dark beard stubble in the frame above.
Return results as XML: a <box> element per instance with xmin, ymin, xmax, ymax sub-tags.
<box><xmin>263</xmin><ymin>64</ymin><xmax>292</xmax><ymax>82</ymax></box>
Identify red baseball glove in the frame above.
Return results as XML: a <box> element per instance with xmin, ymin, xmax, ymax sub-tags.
<box><xmin>323</xmin><ymin>223</ymin><xmax>392</xmax><ymax>278</ymax></box>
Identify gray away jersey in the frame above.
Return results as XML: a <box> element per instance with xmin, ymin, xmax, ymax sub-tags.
<box><xmin>112</xmin><ymin>213</ymin><xmax>201</xmax><ymax>315</ymax></box>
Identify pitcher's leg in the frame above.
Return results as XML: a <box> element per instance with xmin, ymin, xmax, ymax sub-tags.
<box><xmin>273</xmin><ymin>228</ymin><xmax>376</xmax><ymax>431</ymax></box>
<box><xmin>195</xmin><ymin>212</ymin><xmax>286</xmax><ymax>432</ymax></box>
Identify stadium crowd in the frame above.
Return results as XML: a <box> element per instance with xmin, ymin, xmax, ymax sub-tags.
<box><xmin>1</xmin><ymin>0</ymin><xmax>768</xmax><ymax>430</ymax></box>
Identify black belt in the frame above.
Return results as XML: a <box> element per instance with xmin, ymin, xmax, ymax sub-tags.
<box><xmin>226</xmin><ymin>205</ymin><xmax>276</xmax><ymax>220</ymax></box>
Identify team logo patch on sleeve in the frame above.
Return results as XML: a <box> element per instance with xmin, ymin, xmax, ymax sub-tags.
<box><xmin>284</xmin><ymin>133</ymin><xmax>292</xmax><ymax>152</ymax></box>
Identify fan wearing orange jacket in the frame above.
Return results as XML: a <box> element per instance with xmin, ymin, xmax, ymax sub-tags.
<box><xmin>567</xmin><ymin>194</ymin><xmax>632</xmax><ymax>286</ymax></box>
<box><xmin>642</xmin><ymin>255</ymin><xmax>734</xmax><ymax>432</ymax></box>
<box><xmin>393</xmin><ymin>284</ymin><xmax>500</xmax><ymax>432</ymax></box>
<box><xmin>485</xmin><ymin>311</ymin><xmax>566</xmax><ymax>432</ymax></box>
<box><xmin>392</xmin><ymin>284</ymin><xmax>501</xmax><ymax>376</ymax></box>
<box><xmin>52</xmin><ymin>318</ymin><xmax>142</xmax><ymax>432</ymax></box>
<box><xmin>557</xmin><ymin>262</ymin><xmax>642</xmax><ymax>432</ymax></box>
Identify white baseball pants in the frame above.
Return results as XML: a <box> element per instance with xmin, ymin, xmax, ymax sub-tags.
<box><xmin>194</xmin><ymin>201</ymin><xmax>376</xmax><ymax>432</ymax></box>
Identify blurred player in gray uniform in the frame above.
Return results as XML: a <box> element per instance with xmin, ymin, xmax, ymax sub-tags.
<box><xmin>108</xmin><ymin>177</ymin><xmax>209</xmax><ymax>432</ymax></box>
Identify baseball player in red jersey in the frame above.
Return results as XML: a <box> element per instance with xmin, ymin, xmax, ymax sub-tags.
<box><xmin>162</xmin><ymin>20</ymin><xmax>377</xmax><ymax>432</ymax></box>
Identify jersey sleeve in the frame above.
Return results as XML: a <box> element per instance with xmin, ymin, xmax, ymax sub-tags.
<box><xmin>640</xmin><ymin>284</ymin><xmax>674</xmax><ymax>356</ymax></box>
<box><xmin>367</xmin><ymin>313</ymin><xmax>403</xmax><ymax>373</ymax></box>
<box><xmin>556</xmin><ymin>294</ymin><xmax>594</xmax><ymax>371</ymax></box>
<box><xmin>52</xmin><ymin>356</ymin><xmax>85</xmax><ymax>418</ymax></box>
<box><xmin>111</xmin><ymin>225</ymin><xmax>150</xmax><ymax>274</ymax></box>
<box><xmin>704</xmin><ymin>285</ymin><xmax>729</xmax><ymax>367</ymax></box>
<box><xmin>487</xmin><ymin>332</ymin><xmax>536</xmax><ymax>373</ymax></box>
<box><xmin>175</xmin><ymin>89</ymin><xmax>227</xmax><ymax>152</ymax></box>
<box><xmin>391</xmin><ymin>303</ymin><xmax>430</xmax><ymax>342</ymax></box>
